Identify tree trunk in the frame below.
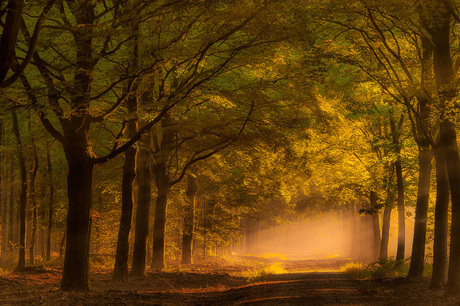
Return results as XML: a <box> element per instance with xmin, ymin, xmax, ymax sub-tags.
<box><xmin>370</xmin><ymin>191</ymin><xmax>380</xmax><ymax>262</ymax></box>
<box><xmin>408</xmin><ymin>146</ymin><xmax>432</xmax><ymax>277</ymax></box>
<box><xmin>8</xmin><ymin>160</ymin><xmax>14</xmax><ymax>254</ymax></box>
<box><xmin>0</xmin><ymin>119</ymin><xmax>4</xmax><ymax>257</ymax></box>
<box><xmin>12</xmin><ymin>111</ymin><xmax>27</xmax><ymax>271</ymax></box>
<box><xmin>443</xmin><ymin>120</ymin><xmax>460</xmax><ymax>295</ymax></box>
<box><xmin>380</xmin><ymin>168</ymin><xmax>394</xmax><ymax>260</ymax></box>
<box><xmin>60</xmin><ymin>155</ymin><xmax>94</xmax><ymax>291</ymax></box>
<box><xmin>29</xmin><ymin>136</ymin><xmax>39</xmax><ymax>266</ymax></box>
<box><xmin>113</xmin><ymin>132</ymin><xmax>137</xmax><ymax>281</ymax></box>
<box><xmin>130</xmin><ymin>131</ymin><xmax>152</xmax><ymax>276</ymax></box>
<box><xmin>112</xmin><ymin>21</ymin><xmax>139</xmax><ymax>283</ymax></box>
<box><xmin>390</xmin><ymin>114</ymin><xmax>405</xmax><ymax>262</ymax></box>
<box><xmin>151</xmin><ymin>161</ymin><xmax>169</xmax><ymax>269</ymax></box>
<box><xmin>182</xmin><ymin>174</ymin><xmax>197</xmax><ymax>265</ymax></box>
<box><xmin>46</xmin><ymin>144</ymin><xmax>54</xmax><ymax>261</ymax></box>
<box><xmin>419</xmin><ymin>1</ymin><xmax>460</xmax><ymax>295</ymax></box>
<box><xmin>408</xmin><ymin>31</ymin><xmax>434</xmax><ymax>279</ymax></box>
<box><xmin>431</xmin><ymin>145</ymin><xmax>449</xmax><ymax>289</ymax></box>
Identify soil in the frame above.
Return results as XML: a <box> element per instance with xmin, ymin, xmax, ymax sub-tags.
<box><xmin>0</xmin><ymin>257</ymin><xmax>457</xmax><ymax>305</ymax></box>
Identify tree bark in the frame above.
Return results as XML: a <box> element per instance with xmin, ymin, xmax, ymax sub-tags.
<box><xmin>182</xmin><ymin>174</ymin><xmax>197</xmax><ymax>264</ymax></box>
<box><xmin>46</xmin><ymin>144</ymin><xmax>54</xmax><ymax>261</ymax></box>
<box><xmin>0</xmin><ymin>0</ymin><xmax>24</xmax><ymax>84</ymax></box>
<box><xmin>370</xmin><ymin>191</ymin><xmax>380</xmax><ymax>262</ymax></box>
<box><xmin>12</xmin><ymin>111</ymin><xmax>27</xmax><ymax>271</ymax></box>
<box><xmin>8</xmin><ymin>160</ymin><xmax>14</xmax><ymax>254</ymax></box>
<box><xmin>390</xmin><ymin>115</ymin><xmax>405</xmax><ymax>262</ymax></box>
<box><xmin>407</xmin><ymin>29</ymin><xmax>434</xmax><ymax>279</ymax></box>
<box><xmin>113</xmin><ymin>131</ymin><xmax>137</xmax><ymax>281</ymax></box>
<box><xmin>431</xmin><ymin>145</ymin><xmax>449</xmax><ymax>289</ymax></box>
<box><xmin>60</xmin><ymin>154</ymin><xmax>94</xmax><ymax>291</ymax></box>
<box><xmin>112</xmin><ymin>21</ymin><xmax>139</xmax><ymax>283</ymax></box>
<box><xmin>407</xmin><ymin>146</ymin><xmax>432</xmax><ymax>277</ymax></box>
<box><xmin>419</xmin><ymin>1</ymin><xmax>460</xmax><ymax>295</ymax></box>
<box><xmin>130</xmin><ymin>131</ymin><xmax>152</xmax><ymax>276</ymax></box>
<box><xmin>29</xmin><ymin>134</ymin><xmax>39</xmax><ymax>266</ymax></box>
<box><xmin>151</xmin><ymin>161</ymin><xmax>169</xmax><ymax>269</ymax></box>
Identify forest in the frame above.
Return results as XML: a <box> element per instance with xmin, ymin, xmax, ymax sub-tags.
<box><xmin>1</xmin><ymin>0</ymin><xmax>460</xmax><ymax>304</ymax></box>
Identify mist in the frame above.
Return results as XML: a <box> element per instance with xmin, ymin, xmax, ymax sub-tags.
<box><xmin>242</xmin><ymin>211</ymin><xmax>414</xmax><ymax>263</ymax></box>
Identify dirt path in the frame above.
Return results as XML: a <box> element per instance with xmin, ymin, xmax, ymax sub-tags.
<box><xmin>0</xmin><ymin>258</ymin><xmax>457</xmax><ymax>305</ymax></box>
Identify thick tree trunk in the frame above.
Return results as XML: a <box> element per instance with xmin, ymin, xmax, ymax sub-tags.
<box><xmin>0</xmin><ymin>119</ymin><xmax>4</xmax><ymax>257</ymax></box>
<box><xmin>130</xmin><ymin>132</ymin><xmax>152</xmax><ymax>276</ymax></box>
<box><xmin>182</xmin><ymin>174</ymin><xmax>197</xmax><ymax>265</ymax></box>
<box><xmin>151</xmin><ymin>161</ymin><xmax>169</xmax><ymax>269</ymax></box>
<box><xmin>431</xmin><ymin>145</ymin><xmax>449</xmax><ymax>289</ymax></box>
<box><xmin>60</xmin><ymin>156</ymin><xmax>94</xmax><ymax>291</ymax></box>
<box><xmin>12</xmin><ymin>111</ymin><xmax>27</xmax><ymax>271</ymax></box>
<box><xmin>0</xmin><ymin>0</ymin><xmax>24</xmax><ymax>84</ymax></box>
<box><xmin>443</xmin><ymin>120</ymin><xmax>460</xmax><ymax>295</ymax></box>
<box><xmin>419</xmin><ymin>2</ymin><xmax>460</xmax><ymax>295</ymax></box>
<box><xmin>408</xmin><ymin>147</ymin><xmax>432</xmax><ymax>278</ymax></box>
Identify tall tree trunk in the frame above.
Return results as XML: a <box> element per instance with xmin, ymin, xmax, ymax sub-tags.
<box><xmin>112</xmin><ymin>22</ymin><xmax>139</xmax><ymax>283</ymax></box>
<box><xmin>390</xmin><ymin>115</ymin><xmax>405</xmax><ymax>262</ymax></box>
<box><xmin>113</xmin><ymin>141</ymin><xmax>137</xmax><ymax>281</ymax></box>
<box><xmin>151</xmin><ymin>161</ymin><xmax>169</xmax><ymax>269</ymax></box>
<box><xmin>12</xmin><ymin>111</ymin><xmax>27</xmax><ymax>271</ymax></box>
<box><xmin>419</xmin><ymin>1</ymin><xmax>460</xmax><ymax>295</ymax></box>
<box><xmin>408</xmin><ymin>32</ymin><xmax>434</xmax><ymax>279</ymax></box>
<box><xmin>431</xmin><ymin>145</ymin><xmax>449</xmax><ymax>288</ymax></box>
<box><xmin>395</xmin><ymin>158</ymin><xmax>405</xmax><ymax>262</ymax></box>
<box><xmin>408</xmin><ymin>146</ymin><xmax>432</xmax><ymax>277</ymax></box>
<box><xmin>46</xmin><ymin>144</ymin><xmax>54</xmax><ymax>261</ymax></box>
<box><xmin>60</xmin><ymin>154</ymin><xmax>94</xmax><ymax>290</ymax></box>
<box><xmin>370</xmin><ymin>191</ymin><xmax>380</xmax><ymax>262</ymax></box>
<box><xmin>8</xmin><ymin>160</ymin><xmax>14</xmax><ymax>254</ymax></box>
<box><xmin>443</xmin><ymin>119</ymin><xmax>460</xmax><ymax>295</ymax></box>
<box><xmin>380</xmin><ymin>168</ymin><xmax>395</xmax><ymax>260</ymax></box>
<box><xmin>29</xmin><ymin>135</ymin><xmax>39</xmax><ymax>266</ymax></box>
<box><xmin>182</xmin><ymin>174</ymin><xmax>197</xmax><ymax>265</ymax></box>
<box><xmin>380</xmin><ymin>204</ymin><xmax>392</xmax><ymax>259</ymax></box>
<box><xmin>130</xmin><ymin>131</ymin><xmax>152</xmax><ymax>276</ymax></box>
<box><xmin>0</xmin><ymin>119</ymin><xmax>4</xmax><ymax>257</ymax></box>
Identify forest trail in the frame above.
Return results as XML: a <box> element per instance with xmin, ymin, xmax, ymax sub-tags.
<box><xmin>0</xmin><ymin>257</ymin><xmax>456</xmax><ymax>305</ymax></box>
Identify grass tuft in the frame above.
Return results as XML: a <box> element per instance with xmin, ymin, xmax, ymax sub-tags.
<box><xmin>241</xmin><ymin>263</ymin><xmax>287</xmax><ymax>283</ymax></box>
<box><xmin>341</xmin><ymin>258</ymin><xmax>409</xmax><ymax>279</ymax></box>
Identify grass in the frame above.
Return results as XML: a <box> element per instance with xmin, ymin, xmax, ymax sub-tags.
<box><xmin>240</xmin><ymin>262</ymin><xmax>287</xmax><ymax>283</ymax></box>
<box><xmin>341</xmin><ymin>258</ymin><xmax>409</xmax><ymax>279</ymax></box>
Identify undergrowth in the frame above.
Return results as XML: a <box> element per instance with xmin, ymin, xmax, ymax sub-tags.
<box><xmin>341</xmin><ymin>258</ymin><xmax>409</xmax><ymax>279</ymax></box>
<box><xmin>241</xmin><ymin>262</ymin><xmax>287</xmax><ymax>283</ymax></box>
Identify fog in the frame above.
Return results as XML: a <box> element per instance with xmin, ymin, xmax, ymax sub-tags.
<box><xmin>242</xmin><ymin>212</ymin><xmax>414</xmax><ymax>262</ymax></box>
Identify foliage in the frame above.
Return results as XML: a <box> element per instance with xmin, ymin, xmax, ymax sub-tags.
<box><xmin>341</xmin><ymin>259</ymin><xmax>409</xmax><ymax>279</ymax></box>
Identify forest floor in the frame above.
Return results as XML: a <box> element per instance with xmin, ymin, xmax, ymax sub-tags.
<box><xmin>0</xmin><ymin>255</ymin><xmax>458</xmax><ymax>305</ymax></box>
